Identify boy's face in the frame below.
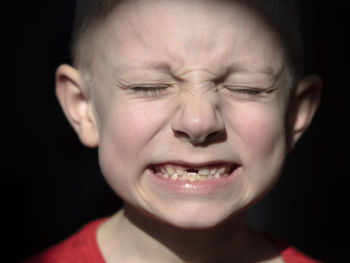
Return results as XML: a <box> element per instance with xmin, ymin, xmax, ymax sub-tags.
<box><xmin>59</xmin><ymin>0</ymin><xmax>318</xmax><ymax>229</ymax></box>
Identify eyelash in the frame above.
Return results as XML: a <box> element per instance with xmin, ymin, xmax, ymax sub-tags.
<box><xmin>226</xmin><ymin>87</ymin><xmax>264</xmax><ymax>97</ymax></box>
<box><xmin>130</xmin><ymin>85</ymin><xmax>266</xmax><ymax>98</ymax></box>
<box><xmin>131</xmin><ymin>86</ymin><xmax>169</xmax><ymax>96</ymax></box>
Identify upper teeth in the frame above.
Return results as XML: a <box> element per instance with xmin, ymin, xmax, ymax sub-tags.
<box><xmin>154</xmin><ymin>164</ymin><xmax>232</xmax><ymax>181</ymax></box>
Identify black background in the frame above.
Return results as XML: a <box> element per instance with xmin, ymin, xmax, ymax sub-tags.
<box><xmin>6</xmin><ymin>1</ymin><xmax>349</xmax><ymax>262</ymax></box>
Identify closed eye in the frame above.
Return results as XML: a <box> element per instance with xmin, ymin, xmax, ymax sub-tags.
<box><xmin>226</xmin><ymin>87</ymin><xmax>265</xmax><ymax>97</ymax></box>
<box><xmin>130</xmin><ymin>85</ymin><xmax>169</xmax><ymax>96</ymax></box>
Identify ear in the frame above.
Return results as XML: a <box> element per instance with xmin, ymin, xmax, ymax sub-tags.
<box><xmin>287</xmin><ymin>74</ymin><xmax>322</xmax><ymax>151</ymax></box>
<box><xmin>55</xmin><ymin>64</ymin><xmax>99</xmax><ymax>148</ymax></box>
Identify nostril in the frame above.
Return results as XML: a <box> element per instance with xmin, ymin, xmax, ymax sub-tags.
<box><xmin>173</xmin><ymin>129</ymin><xmax>227</xmax><ymax>146</ymax></box>
<box><xmin>173</xmin><ymin>130</ymin><xmax>191</xmax><ymax>140</ymax></box>
<box><xmin>206</xmin><ymin>131</ymin><xmax>220</xmax><ymax>141</ymax></box>
<box><xmin>205</xmin><ymin>130</ymin><xmax>227</xmax><ymax>144</ymax></box>
<box><xmin>171</xmin><ymin>101</ymin><xmax>226</xmax><ymax>145</ymax></box>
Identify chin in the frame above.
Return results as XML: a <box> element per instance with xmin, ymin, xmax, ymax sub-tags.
<box><xmin>151</xmin><ymin>202</ymin><xmax>245</xmax><ymax>230</ymax></box>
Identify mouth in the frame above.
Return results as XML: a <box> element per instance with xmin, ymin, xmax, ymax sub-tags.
<box><xmin>151</xmin><ymin>163</ymin><xmax>239</xmax><ymax>182</ymax></box>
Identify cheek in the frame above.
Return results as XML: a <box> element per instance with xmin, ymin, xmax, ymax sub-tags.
<box><xmin>235</xmin><ymin>104</ymin><xmax>287</xmax><ymax>190</ymax></box>
<box><xmin>97</xmin><ymin>101</ymin><xmax>170</xmax><ymax>168</ymax></box>
<box><xmin>102</xmin><ymin>104</ymin><xmax>153</xmax><ymax>147</ymax></box>
<box><xmin>242</xmin><ymin>112</ymin><xmax>282</xmax><ymax>151</ymax></box>
<box><xmin>232</xmin><ymin>104</ymin><xmax>286</xmax><ymax>156</ymax></box>
<box><xmin>111</xmin><ymin>107</ymin><xmax>154</xmax><ymax>150</ymax></box>
<box><xmin>96</xmin><ymin>103</ymin><xmax>162</xmax><ymax>201</ymax></box>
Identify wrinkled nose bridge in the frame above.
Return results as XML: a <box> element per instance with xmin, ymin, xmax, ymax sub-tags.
<box><xmin>171</xmin><ymin>92</ymin><xmax>224</xmax><ymax>144</ymax></box>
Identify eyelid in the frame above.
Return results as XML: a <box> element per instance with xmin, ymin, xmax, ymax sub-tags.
<box><xmin>129</xmin><ymin>84</ymin><xmax>173</xmax><ymax>97</ymax></box>
<box><xmin>221</xmin><ymin>83</ymin><xmax>276</xmax><ymax>91</ymax></box>
<box><xmin>230</xmin><ymin>89</ymin><xmax>264</xmax><ymax>98</ymax></box>
<box><xmin>131</xmin><ymin>85</ymin><xmax>168</xmax><ymax>91</ymax></box>
<box><xmin>220</xmin><ymin>84</ymin><xmax>277</xmax><ymax>98</ymax></box>
<box><xmin>129</xmin><ymin>83</ymin><xmax>173</xmax><ymax>89</ymax></box>
<box><xmin>222</xmin><ymin>85</ymin><xmax>263</xmax><ymax>92</ymax></box>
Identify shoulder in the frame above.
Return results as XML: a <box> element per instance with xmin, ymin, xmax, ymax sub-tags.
<box><xmin>23</xmin><ymin>218</ymin><xmax>107</xmax><ymax>263</ymax></box>
<box><xmin>267</xmin><ymin>235</ymin><xmax>321</xmax><ymax>263</ymax></box>
<box><xmin>279</xmin><ymin>246</ymin><xmax>321</xmax><ymax>263</ymax></box>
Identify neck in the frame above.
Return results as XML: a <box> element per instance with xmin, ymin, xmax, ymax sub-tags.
<box><xmin>98</xmin><ymin>205</ymin><xmax>280</xmax><ymax>262</ymax></box>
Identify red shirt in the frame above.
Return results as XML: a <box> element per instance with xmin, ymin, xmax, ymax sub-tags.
<box><xmin>23</xmin><ymin>218</ymin><xmax>320</xmax><ymax>263</ymax></box>
<box><xmin>23</xmin><ymin>218</ymin><xmax>106</xmax><ymax>263</ymax></box>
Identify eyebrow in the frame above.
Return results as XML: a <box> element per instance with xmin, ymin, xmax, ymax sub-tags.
<box><xmin>116</xmin><ymin>59</ymin><xmax>281</xmax><ymax>81</ymax></box>
<box><xmin>221</xmin><ymin>63</ymin><xmax>284</xmax><ymax>88</ymax></box>
<box><xmin>114</xmin><ymin>60</ymin><xmax>172</xmax><ymax>76</ymax></box>
<box><xmin>222</xmin><ymin>59</ymin><xmax>279</xmax><ymax>76</ymax></box>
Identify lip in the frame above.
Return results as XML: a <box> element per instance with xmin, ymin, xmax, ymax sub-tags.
<box><xmin>150</xmin><ymin>160</ymin><xmax>237</xmax><ymax>169</ymax></box>
<box><xmin>145</xmin><ymin>161</ymin><xmax>242</xmax><ymax>195</ymax></box>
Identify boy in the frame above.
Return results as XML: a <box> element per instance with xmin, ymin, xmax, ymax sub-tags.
<box><xmin>26</xmin><ymin>0</ymin><xmax>322</xmax><ymax>262</ymax></box>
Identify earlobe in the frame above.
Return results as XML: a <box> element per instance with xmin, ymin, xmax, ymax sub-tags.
<box><xmin>287</xmin><ymin>74</ymin><xmax>322</xmax><ymax>151</ymax></box>
<box><xmin>55</xmin><ymin>64</ymin><xmax>99</xmax><ymax>148</ymax></box>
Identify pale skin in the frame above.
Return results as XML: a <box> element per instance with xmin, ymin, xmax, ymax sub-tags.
<box><xmin>55</xmin><ymin>0</ymin><xmax>321</xmax><ymax>262</ymax></box>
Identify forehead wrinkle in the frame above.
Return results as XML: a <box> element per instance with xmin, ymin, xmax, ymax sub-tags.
<box><xmin>97</xmin><ymin>0</ymin><xmax>285</xmax><ymax>87</ymax></box>
<box><xmin>110</xmin><ymin>58</ymin><xmax>181</xmax><ymax>84</ymax></box>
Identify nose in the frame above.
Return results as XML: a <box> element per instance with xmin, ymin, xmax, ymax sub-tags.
<box><xmin>171</xmin><ymin>96</ymin><xmax>226</xmax><ymax>146</ymax></box>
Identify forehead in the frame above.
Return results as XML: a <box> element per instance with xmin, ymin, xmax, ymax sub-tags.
<box><xmin>92</xmin><ymin>0</ymin><xmax>285</xmax><ymax>80</ymax></box>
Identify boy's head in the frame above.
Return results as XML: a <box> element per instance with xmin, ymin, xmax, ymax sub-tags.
<box><xmin>56</xmin><ymin>0</ymin><xmax>321</xmax><ymax>229</ymax></box>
